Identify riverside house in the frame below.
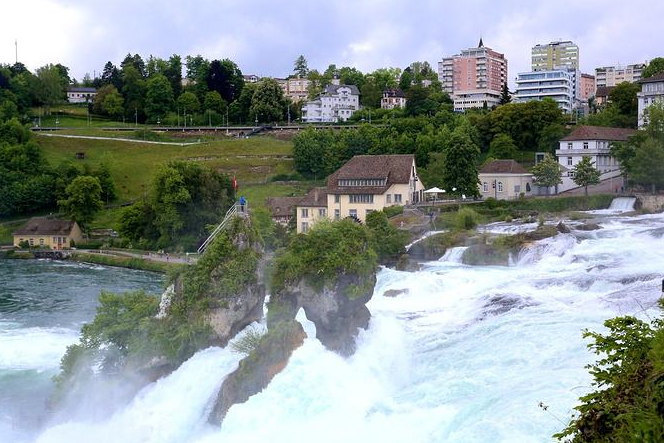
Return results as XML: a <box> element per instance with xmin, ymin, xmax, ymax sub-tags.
<box><xmin>479</xmin><ymin>160</ymin><xmax>534</xmax><ymax>200</ymax></box>
<box><xmin>12</xmin><ymin>217</ymin><xmax>83</xmax><ymax>249</ymax></box>
<box><xmin>295</xmin><ymin>154</ymin><xmax>424</xmax><ymax>233</ymax></box>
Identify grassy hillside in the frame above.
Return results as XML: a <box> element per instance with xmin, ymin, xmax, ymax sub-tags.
<box><xmin>35</xmin><ymin>134</ymin><xmax>311</xmax><ymax>231</ymax></box>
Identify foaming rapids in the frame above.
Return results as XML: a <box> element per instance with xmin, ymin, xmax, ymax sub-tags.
<box><xmin>22</xmin><ymin>211</ymin><xmax>664</xmax><ymax>443</ymax></box>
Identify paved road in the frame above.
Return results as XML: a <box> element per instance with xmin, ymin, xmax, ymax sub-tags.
<box><xmin>36</xmin><ymin>133</ymin><xmax>202</xmax><ymax>146</ymax></box>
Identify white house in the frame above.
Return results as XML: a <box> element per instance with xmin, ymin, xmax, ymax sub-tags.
<box><xmin>637</xmin><ymin>73</ymin><xmax>664</xmax><ymax>127</ymax></box>
<box><xmin>381</xmin><ymin>89</ymin><xmax>406</xmax><ymax>109</ymax></box>
<box><xmin>479</xmin><ymin>160</ymin><xmax>534</xmax><ymax>200</ymax></box>
<box><xmin>555</xmin><ymin>125</ymin><xmax>636</xmax><ymax>192</ymax></box>
<box><xmin>302</xmin><ymin>83</ymin><xmax>360</xmax><ymax>123</ymax></box>
<box><xmin>66</xmin><ymin>87</ymin><xmax>96</xmax><ymax>104</ymax></box>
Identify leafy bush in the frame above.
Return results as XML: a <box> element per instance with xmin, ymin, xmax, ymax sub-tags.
<box><xmin>453</xmin><ymin>207</ymin><xmax>481</xmax><ymax>231</ymax></box>
<box><xmin>230</xmin><ymin>327</ymin><xmax>266</xmax><ymax>355</ymax></box>
<box><xmin>365</xmin><ymin>210</ymin><xmax>408</xmax><ymax>264</ymax></box>
<box><xmin>383</xmin><ymin>205</ymin><xmax>404</xmax><ymax>218</ymax></box>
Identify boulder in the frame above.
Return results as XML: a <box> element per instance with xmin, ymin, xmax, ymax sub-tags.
<box><xmin>383</xmin><ymin>289</ymin><xmax>409</xmax><ymax>298</ymax></box>
<box><xmin>576</xmin><ymin>223</ymin><xmax>601</xmax><ymax>231</ymax></box>
<box><xmin>461</xmin><ymin>243</ymin><xmax>510</xmax><ymax>266</ymax></box>
<box><xmin>209</xmin><ymin>320</ymin><xmax>306</xmax><ymax>425</ymax></box>
<box><xmin>268</xmin><ymin>272</ymin><xmax>376</xmax><ymax>356</ymax></box>
<box><xmin>556</xmin><ymin>221</ymin><xmax>571</xmax><ymax>234</ymax></box>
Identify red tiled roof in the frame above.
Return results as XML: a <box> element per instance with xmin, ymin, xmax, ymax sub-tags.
<box><xmin>13</xmin><ymin>218</ymin><xmax>78</xmax><ymax>236</ymax></box>
<box><xmin>298</xmin><ymin>187</ymin><xmax>328</xmax><ymax>207</ymax></box>
<box><xmin>265</xmin><ymin>197</ymin><xmax>301</xmax><ymax>216</ymax></box>
<box><xmin>326</xmin><ymin>154</ymin><xmax>415</xmax><ymax>195</ymax></box>
<box><xmin>639</xmin><ymin>73</ymin><xmax>664</xmax><ymax>84</ymax></box>
<box><xmin>594</xmin><ymin>86</ymin><xmax>614</xmax><ymax>98</ymax></box>
<box><xmin>480</xmin><ymin>160</ymin><xmax>529</xmax><ymax>174</ymax></box>
<box><xmin>560</xmin><ymin>125</ymin><xmax>637</xmax><ymax>142</ymax></box>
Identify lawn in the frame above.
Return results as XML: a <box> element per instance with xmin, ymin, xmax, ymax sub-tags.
<box><xmin>36</xmin><ymin>134</ymin><xmax>308</xmax><ymax>229</ymax></box>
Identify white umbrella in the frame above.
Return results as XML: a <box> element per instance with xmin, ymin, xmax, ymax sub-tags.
<box><xmin>424</xmin><ymin>187</ymin><xmax>445</xmax><ymax>194</ymax></box>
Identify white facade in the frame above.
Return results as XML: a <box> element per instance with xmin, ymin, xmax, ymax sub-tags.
<box><xmin>302</xmin><ymin>84</ymin><xmax>360</xmax><ymax>123</ymax></box>
<box><xmin>556</xmin><ymin>139</ymin><xmax>620</xmax><ymax>192</ymax></box>
<box><xmin>66</xmin><ymin>88</ymin><xmax>96</xmax><ymax>103</ymax></box>
<box><xmin>637</xmin><ymin>75</ymin><xmax>664</xmax><ymax>127</ymax></box>
<box><xmin>453</xmin><ymin>89</ymin><xmax>501</xmax><ymax>112</ymax></box>
<box><xmin>515</xmin><ymin>69</ymin><xmax>577</xmax><ymax>113</ymax></box>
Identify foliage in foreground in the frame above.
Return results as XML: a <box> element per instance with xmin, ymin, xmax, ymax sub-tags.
<box><xmin>557</xmin><ymin>305</ymin><xmax>664</xmax><ymax>442</ymax></box>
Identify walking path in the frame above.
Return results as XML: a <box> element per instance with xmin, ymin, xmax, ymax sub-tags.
<box><xmin>36</xmin><ymin>133</ymin><xmax>202</xmax><ymax>146</ymax></box>
<box><xmin>78</xmin><ymin>248</ymin><xmax>197</xmax><ymax>264</ymax></box>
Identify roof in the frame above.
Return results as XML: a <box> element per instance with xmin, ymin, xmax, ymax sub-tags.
<box><xmin>265</xmin><ymin>196</ymin><xmax>301</xmax><ymax>216</ymax></box>
<box><xmin>13</xmin><ymin>218</ymin><xmax>78</xmax><ymax>236</ymax></box>
<box><xmin>595</xmin><ymin>86</ymin><xmax>615</xmax><ymax>98</ymax></box>
<box><xmin>560</xmin><ymin>125</ymin><xmax>637</xmax><ymax>142</ymax></box>
<box><xmin>67</xmin><ymin>87</ymin><xmax>96</xmax><ymax>93</ymax></box>
<box><xmin>326</xmin><ymin>154</ymin><xmax>415</xmax><ymax>195</ymax></box>
<box><xmin>480</xmin><ymin>160</ymin><xmax>530</xmax><ymax>174</ymax></box>
<box><xmin>298</xmin><ymin>187</ymin><xmax>328</xmax><ymax>207</ymax></box>
<box><xmin>639</xmin><ymin>73</ymin><xmax>664</xmax><ymax>84</ymax></box>
<box><xmin>383</xmin><ymin>89</ymin><xmax>405</xmax><ymax>98</ymax></box>
<box><xmin>322</xmin><ymin>84</ymin><xmax>360</xmax><ymax>96</ymax></box>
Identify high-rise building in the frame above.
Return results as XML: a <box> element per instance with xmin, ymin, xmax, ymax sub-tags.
<box><xmin>580</xmin><ymin>73</ymin><xmax>596</xmax><ymax>100</ymax></box>
<box><xmin>515</xmin><ymin>68</ymin><xmax>576</xmax><ymax>114</ymax></box>
<box><xmin>531</xmin><ymin>41</ymin><xmax>579</xmax><ymax>72</ymax></box>
<box><xmin>437</xmin><ymin>38</ymin><xmax>507</xmax><ymax>111</ymax></box>
<box><xmin>595</xmin><ymin>63</ymin><xmax>646</xmax><ymax>88</ymax></box>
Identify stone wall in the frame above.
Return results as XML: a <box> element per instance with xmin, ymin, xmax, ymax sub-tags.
<box><xmin>636</xmin><ymin>194</ymin><xmax>664</xmax><ymax>212</ymax></box>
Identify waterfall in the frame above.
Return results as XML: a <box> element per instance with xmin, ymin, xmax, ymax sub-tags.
<box><xmin>608</xmin><ymin>197</ymin><xmax>636</xmax><ymax>212</ymax></box>
<box><xmin>439</xmin><ymin>246</ymin><xmax>468</xmax><ymax>263</ymax></box>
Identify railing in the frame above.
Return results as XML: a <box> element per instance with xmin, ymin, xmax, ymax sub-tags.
<box><xmin>197</xmin><ymin>203</ymin><xmax>245</xmax><ymax>254</ymax></box>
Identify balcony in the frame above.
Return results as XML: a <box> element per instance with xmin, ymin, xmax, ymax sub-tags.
<box><xmin>555</xmin><ymin>147</ymin><xmax>611</xmax><ymax>156</ymax></box>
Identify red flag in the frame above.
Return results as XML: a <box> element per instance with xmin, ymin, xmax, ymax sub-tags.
<box><xmin>232</xmin><ymin>177</ymin><xmax>237</xmax><ymax>190</ymax></box>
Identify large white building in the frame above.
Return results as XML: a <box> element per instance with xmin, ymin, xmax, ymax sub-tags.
<box><xmin>302</xmin><ymin>83</ymin><xmax>360</xmax><ymax>123</ymax></box>
<box><xmin>637</xmin><ymin>73</ymin><xmax>664</xmax><ymax>127</ymax></box>
<box><xmin>595</xmin><ymin>64</ymin><xmax>645</xmax><ymax>89</ymax></box>
<box><xmin>66</xmin><ymin>87</ymin><xmax>96</xmax><ymax>104</ymax></box>
<box><xmin>515</xmin><ymin>68</ymin><xmax>577</xmax><ymax>113</ymax></box>
<box><xmin>555</xmin><ymin>125</ymin><xmax>636</xmax><ymax>192</ymax></box>
<box><xmin>453</xmin><ymin>89</ymin><xmax>502</xmax><ymax>112</ymax></box>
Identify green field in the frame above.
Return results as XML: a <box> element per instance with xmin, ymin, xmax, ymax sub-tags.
<box><xmin>35</xmin><ymin>133</ymin><xmax>312</xmax><ymax>231</ymax></box>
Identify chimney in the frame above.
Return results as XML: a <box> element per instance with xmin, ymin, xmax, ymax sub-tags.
<box><xmin>331</xmin><ymin>76</ymin><xmax>340</xmax><ymax>86</ymax></box>
<box><xmin>314</xmin><ymin>188</ymin><xmax>319</xmax><ymax>203</ymax></box>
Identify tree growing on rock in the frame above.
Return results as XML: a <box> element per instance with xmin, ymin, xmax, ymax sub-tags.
<box><xmin>531</xmin><ymin>154</ymin><xmax>562</xmax><ymax>196</ymax></box>
<box><xmin>572</xmin><ymin>156</ymin><xmax>601</xmax><ymax>197</ymax></box>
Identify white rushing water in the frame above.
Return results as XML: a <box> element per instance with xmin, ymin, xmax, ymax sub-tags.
<box><xmin>18</xmin><ymin>211</ymin><xmax>664</xmax><ymax>443</ymax></box>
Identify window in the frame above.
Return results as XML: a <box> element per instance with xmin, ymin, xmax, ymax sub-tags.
<box><xmin>567</xmin><ymin>142</ymin><xmax>573</xmax><ymax>149</ymax></box>
<box><xmin>386</xmin><ymin>194</ymin><xmax>391</xmax><ymax>203</ymax></box>
<box><xmin>483</xmin><ymin>182</ymin><xmax>488</xmax><ymax>192</ymax></box>
<box><xmin>349</xmin><ymin>209</ymin><xmax>357</xmax><ymax>218</ymax></box>
<box><xmin>583</xmin><ymin>142</ymin><xmax>589</xmax><ymax>149</ymax></box>
<box><xmin>526</xmin><ymin>183</ymin><xmax>531</xmax><ymax>192</ymax></box>
<box><xmin>39</xmin><ymin>238</ymin><xmax>44</xmax><ymax>246</ymax></box>
<box><xmin>349</xmin><ymin>194</ymin><xmax>374</xmax><ymax>203</ymax></box>
<box><xmin>29</xmin><ymin>238</ymin><xmax>34</xmax><ymax>246</ymax></box>
<box><xmin>567</xmin><ymin>157</ymin><xmax>573</xmax><ymax>166</ymax></box>
<box><xmin>301</xmin><ymin>208</ymin><xmax>308</xmax><ymax>218</ymax></box>
<box><xmin>514</xmin><ymin>185</ymin><xmax>521</xmax><ymax>193</ymax></box>
<box><xmin>394</xmin><ymin>194</ymin><xmax>402</xmax><ymax>203</ymax></box>
<box><xmin>497</xmin><ymin>182</ymin><xmax>503</xmax><ymax>192</ymax></box>
<box><xmin>318</xmin><ymin>208</ymin><xmax>326</xmax><ymax>217</ymax></box>
<box><xmin>334</xmin><ymin>194</ymin><xmax>340</xmax><ymax>204</ymax></box>
<box><xmin>334</xmin><ymin>209</ymin><xmax>340</xmax><ymax>220</ymax></box>
<box><xmin>301</xmin><ymin>222</ymin><xmax>309</xmax><ymax>233</ymax></box>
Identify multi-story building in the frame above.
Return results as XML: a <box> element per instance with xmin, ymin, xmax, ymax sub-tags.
<box><xmin>66</xmin><ymin>87</ymin><xmax>96</xmax><ymax>103</ymax></box>
<box><xmin>555</xmin><ymin>125</ymin><xmax>636</xmax><ymax>192</ymax></box>
<box><xmin>637</xmin><ymin>73</ymin><xmax>664</xmax><ymax>127</ymax></box>
<box><xmin>595</xmin><ymin>63</ymin><xmax>645</xmax><ymax>88</ymax></box>
<box><xmin>580</xmin><ymin>73</ymin><xmax>596</xmax><ymax>101</ymax></box>
<box><xmin>243</xmin><ymin>74</ymin><xmax>260</xmax><ymax>83</ymax></box>
<box><xmin>515</xmin><ymin>68</ymin><xmax>576</xmax><ymax>113</ymax></box>
<box><xmin>453</xmin><ymin>89</ymin><xmax>502</xmax><ymax>112</ymax></box>
<box><xmin>437</xmin><ymin>39</ymin><xmax>507</xmax><ymax>111</ymax></box>
<box><xmin>531</xmin><ymin>41</ymin><xmax>579</xmax><ymax>72</ymax></box>
<box><xmin>284</xmin><ymin>76</ymin><xmax>311</xmax><ymax>103</ymax></box>
<box><xmin>380</xmin><ymin>89</ymin><xmax>406</xmax><ymax>109</ymax></box>
<box><xmin>295</xmin><ymin>155</ymin><xmax>424</xmax><ymax>233</ymax></box>
<box><xmin>301</xmin><ymin>83</ymin><xmax>360</xmax><ymax>123</ymax></box>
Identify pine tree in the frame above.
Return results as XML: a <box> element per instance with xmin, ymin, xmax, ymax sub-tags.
<box><xmin>293</xmin><ymin>55</ymin><xmax>309</xmax><ymax>77</ymax></box>
<box><xmin>499</xmin><ymin>82</ymin><xmax>511</xmax><ymax>105</ymax></box>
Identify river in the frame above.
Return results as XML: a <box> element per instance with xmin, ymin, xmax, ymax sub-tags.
<box><xmin>3</xmin><ymin>209</ymin><xmax>664</xmax><ymax>443</ymax></box>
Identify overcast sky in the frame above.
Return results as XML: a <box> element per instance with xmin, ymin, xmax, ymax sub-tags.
<box><xmin>2</xmin><ymin>0</ymin><xmax>663</xmax><ymax>88</ymax></box>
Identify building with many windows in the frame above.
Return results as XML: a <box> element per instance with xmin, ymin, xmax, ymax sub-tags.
<box><xmin>531</xmin><ymin>41</ymin><xmax>579</xmax><ymax>72</ymax></box>
<box><xmin>595</xmin><ymin>63</ymin><xmax>645</xmax><ymax>88</ymax></box>
<box><xmin>514</xmin><ymin>68</ymin><xmax>576</xmax><ymax>113</ymax></box>
<box><xmin>637</xmin><ymin>73</ymin><xmax>664</xmax><ymax>127</ymax></box>
<box><xmin>301</xmin><ymin>83</ymin><xmax>360</xmax><ymax>123</ymax></box>
<box><xmin>579</xmin><ymin>73</ymin><xmax>596</xmax><ymax>101</ymax></box>
<box><xmin>295</xmin><ymin>155</ymin><xmax>424</xmax><ymax>233</ymax></box>
<box><xmin>555</xmin><ymin>125</ymin><xmax>636</xmax><ymax>192</ymax></box>
<box><xmin>12</xmin><ymin>218</ymin><xmax>83</xmax><ymax>249</ymax></box>
<box><xmin>66</xmin><ymin>87</ymin><xmax>96</xmax><ymax>103</ymax></box>
<box><xmin>380</xmin><ymin>89</ymin><xmax>406</xmax><ymax>109</ymax></box>
<box><xmin>437</xmin><ymin>39</ymin><xmax>507</xmax><ymax>111</ymax></box>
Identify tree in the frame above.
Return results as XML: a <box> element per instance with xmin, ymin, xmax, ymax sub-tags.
<box><xmin>203</xmin><ymin>90</ymin><xmax>226</xmax><ymax>114</ymax></box>
<box><xmin>490</xmin><ymin>99</ymin><xmax>565</xmax><ymax>150</ymax></box>
<box><xmin>34</xmin><ymin>64</ymin><xmax>65</xmax><ymax>109</ymax></box>
<box><xmin>206</xmin><ymin>59</ymin><xmax>244</xmax><ymax>103</ymax></box>
<box><xmin>365</xmin><ymin>210</ymin><xmax>408</xmax><ymax>264</ymax></box>
<box><xmin>228</xmin><ymin>82</ymin><xmax>256</xmax><ymax>124</ymax></box>
<box><xmin>531</xmin><ymin>154</ymin><xmax>562</xmax><ymax>195</ymax></box>
<box><xmin>249</xmin><ymin>78</ymin><xmax>286</xmax><ymax>123</ymax></box>
<box><xmin>359</xmin><ymin>77</ymin><xmax>382</xmax><ymax>108</ymax></box>
<box><xmin>176</xmin><ymin>91</ymin><xmax>200</xmax><ymax>114</ymax></box>
<box><xmin>641</xmin><ymin>57</ymin><xmax>664</xmax><ymax>78</ymax></box>
<box><xmin>164</xmin><ymin>54</ymin><xmax>183</xmax><ymax>98</ymax></box>
<box><xmin>608</xmin><ymin>82</ymin><xmax>640</xmax><ymax>120</ymax></box>
<box><xmin>58</xmin><ymin>176</ymin><xmax>103</xmax><ymax>227</ymax></box>
<box><xmin>572</xmin><ymin>156</ymin><xmax>601</xmax><ymax>196</ymax></box>
<box><xmin>488</xmin><ymin>133</ymin><xmax>518</xmax><ymax>159</ymax></box>
<box><xmin>293</xmin><ymin>55</ymin><xmax>309</xmax><ymax>77</ymax></box>
<box><xmin>499</xmin><ymin>82</ymin><xmax>511</xmax><ymax>105</ymax></box>
<box><xmin>102</xmin><ymin>89</ymin><xmax>124</xmax><ymax>119</ymax></box>
<box><xmin>122</xmin><ymin>65</ymin><xmax>146</xmax><ymax>121</ymax></box>
<box><xmin>440</xmin><ymin>128</ymin><xmax>481</xmax><ymax>197</ymax></box>
<box><xmin>145</xmin><ymin>74</ymin><xmax>174</xmax><ymax>122</ymax></box>
<box><xmin>185</xmin><ymin>55</ymin><xmax>209</xmax><ymax>80</ymax></box>
<box><xmin>92</xmin><ymin>84</ymin><xmax>118</xmax><ymax>115</ymax></box>
<box><xmin>94</xmin><ymin>162</ymin><xmax>116</xmax><ymax>203</ymax></box>
<box><xmin>100</xmin><ymin>61</ymin><xmax>122</xmax><ymax>91</ymax></box>
<box><xmin>292</xmin><ymin>128</ymin><xmax>334</xmax><ymax>178</ymax></box>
